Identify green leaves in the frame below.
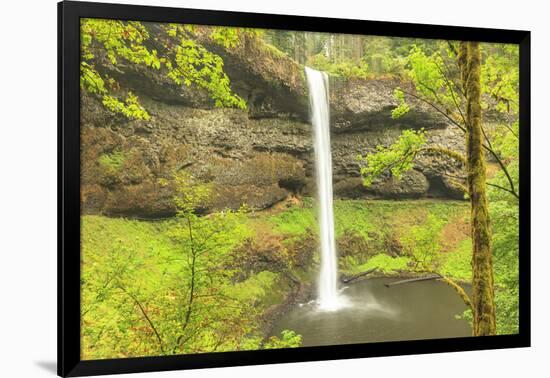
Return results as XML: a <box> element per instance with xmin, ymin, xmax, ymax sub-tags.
<box><xmin>80</xmin><ymin>62</ymin><xmax>106</xmax><ymax>94</ymax></box>
<box><xmin>167</xmin><ymin>34</ymin><xmax>246</xmax><ymax>109</ymax></box>
<box><xmin>408</xmin><ymin>45</ymin><xmax>445</xmax><ymax>95</ymax></box>
<box><xmin>401</xmin><ymin>213</ymin><xmax>445</xmax><ymax>271</ymax></box>
<box><xmin>487</xmin><ymin>117</ymin><xmax>519</xmax><ymax>335</ymax></box>
<box><xmin>209</xmin><ymin>27</ymin><xmax>240</xmax><ymax>49</ymax></box>
<box><xmin>391</xmin><ymin>88</ymin><xmax>410</xmax><ymax>119</ymax></box>
<box><xmin>263</xmin><ymin>330</ymin><xmax>302</xmax><ymax>349</ymax></box>
<box><xmin>165</xmin><ymin>172</ymin><xmax>262</xmax><ymax>354</ymax></box>
<box><xmin>80</xmin><ymin>19</ymin><xmax>247</xmax><ymax>120</ymax></box>
<box><xmin>405</xmin><ymin>44</ymin><xmax>462</xmax><ymax>118</ymax></box>
<box><xmin>102</xmin><ymin>92</ymin><xmax>151</xmax><ymax>120</ymax></box>
<box><xmin>358</xmin><ymin>129</ymin><xmax>427</xmax><ymax>187</ymax></box>
<box><xmin>481</xmin><ymin>44</ymin><xmax>519</xmax><ymax>114</ymax></box>
<box><xmin>81</xmin><ymin>19</ymin><xmax>159</xmax><ymax>68</ymax></box>
<box><xmin>172</xmin><ymin>171</ymin><xmax>213</xmax><ymax>216</ymax></box>
<box><xmin>401</xmin><ymin>42</ymin><xmax>520</xmax><ymax>335</ymax></box>
<box><xmin>307</xmin><ymin>53</ymin><xmax>370</xmax><ymax>79</ymax></box>
<box><xmin>80</xmin><ymin>19</ymin><xmax>157</xmax><ymax>120</ymax></box>
<box><xmin>80</xmin><ymin>173</ymin><xmax>267</xmax><ymax>358</ymax></box>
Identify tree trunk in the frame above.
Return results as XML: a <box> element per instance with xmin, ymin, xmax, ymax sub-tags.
<box><xmin>341</xmin><ymin>267</ymin><xmax>378</xmax><ymax>284</ymax></box>
<box><xmin>293</xmin><ymin>32</ymin><xmax>306</xmax><ymax>65</ymax></box>
<box><xmin>352</xmin><ymin>35</ymin><xmax>363</xmax><ymax>63</ymax></box>
<box><xmin>459</xmin><ymin>41</ymin><xmax>496</xmax><ymax>336</ymax></box>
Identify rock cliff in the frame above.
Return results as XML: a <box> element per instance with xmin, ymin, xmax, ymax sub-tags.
<box><xmin>80</xmin><ymin>29</ymin><xmax>466</xmax><ymax>218</ymax></box>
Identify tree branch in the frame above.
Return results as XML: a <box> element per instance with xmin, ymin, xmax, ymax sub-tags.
<box><xmin>480</xmin><ymin>125</ymin><xmax>519</xmax><ymax>199</ymax></box>
<box><xmin>118</xmin><ymin>285</ymin><xmax>165</xmax><ymax>353</ymax></box>
<box><xmin>400</xmin><ymin>89</ymin><xmax>466</xmax><ymax>133</ymax></box>
<box><xmin>420</xmin><ymin>146</ymin><xmax>467</xmax><ymax>165</ymax></box>
<box><xmin>433</xmin><ymin>55</ymin><xmax>468</xmax><ymax>126</ymax></box>
<box><xmin>400</xmin><ymin>89</ymin><xmax>519</xmax><ymax>199</ymax></box>
<box><xmin>500</xmin><ymin>122</ymin><xmax>519</xmax><ymax>140</ymax></box>
<box><xmin>438</xmin><ymin>275</ymin><xmax>473</xmax><ymax>310</ymax></box>
<box><xmin>486</xmin><ymin>182</ymin><xmax>518</xmax><ymax>197</ymax></box>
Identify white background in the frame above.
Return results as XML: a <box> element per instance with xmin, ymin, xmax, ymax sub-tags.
<box><xmin>0</xmin><ymin>0</ymin><xmax>547</xmax><ymax>377</ymax></box>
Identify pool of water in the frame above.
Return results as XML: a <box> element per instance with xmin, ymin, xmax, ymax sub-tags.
<box><xmin>270</xmin><ymin>277</ymin><xmax>472</xmax><ymax>346</ymax></box>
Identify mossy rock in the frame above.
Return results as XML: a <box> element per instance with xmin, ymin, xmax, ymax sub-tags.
<box><xmin>368</xmin><ymin>169</ymin><xmax>429</xmax><ymax>198</ymax></box>
<box><xmin>103</xmin><ymin>180</ymin><xmax>175</xmax><ymax>218</ymax></box>
<box><xmin>199</xmin><ymin>152</ymin><xmax>308</xmax><ymax>211</ymax></box>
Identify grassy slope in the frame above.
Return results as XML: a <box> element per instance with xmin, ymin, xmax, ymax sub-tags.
<box><xmin>81</xmin><ymin>199</ymin><xmax>474</xmax><ymax>358</ymax></box>
<box><xmin>82</xmin><ymin>199</ymin><xmax>474</xmax><ymax>305</ymax></box>
<box><xmin>265</xmin><ymin>199</ymin><xmax>472</xmax><ymax>280</ymax></box>
<box><xmin>81</xmin><ymin>215</ymin><xmax>295</xmax><ymax>359</ymax></box>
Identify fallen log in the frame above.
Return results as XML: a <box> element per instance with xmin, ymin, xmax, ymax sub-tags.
<box><xmin>340</xmin><ymin>268</ymin><xmax>378</xmax><ymax>284</ymax></box>
<box><xmin>384</xmin><ymin>274</ymin><xmax>442</xmax><ymax>287</ymax></box>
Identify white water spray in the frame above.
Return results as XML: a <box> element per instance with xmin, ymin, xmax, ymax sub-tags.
<box><xmin>305</xmin><ymin>67</ymin><xmax>341</xmax><ymax>311</ymax></box>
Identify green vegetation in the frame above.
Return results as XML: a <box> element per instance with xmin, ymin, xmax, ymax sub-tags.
<box><xmin>357</xmin><ymin>40</ymin><xmax>519</xmax><ymax>335</ymax></box>
<box><xmin>351</xmin><ymin>254</ymin><xmax>412</xmax><ymax>275</ymax></box>
<box><xmin>81</xmin><ymin>174</ymin><xmax>300</xmax><ymax>360</ymax></box>
<box><xmin>254</xmin><ymin>199</ymin><xmax>472</xmax><ymax>281</ymax></box>
<box><xmin>307</xmin><ymin>53</ymin><xmax>369</xmax><ymax>79</ymax></box>
<box><xmin>80</xmin><ymin>19</ymin><xmax>248</xmax><ymax>119</ymax></box>
<box><xmin>225</xmin><ymin>271</ymin><xmax>280</xmax><ymax>305</ymax></box>
<box><xmin>262</xmin><ymin>31</ymin><xmax>438</xmax><ymax>79</ymax></box>
<box><xmin>488</xmin><ymin>120</ymin><xmax>520</xmax><ymax>335</ymax></box>
<box><xmin>79</xmin><ymin>21</ymin><xmax>521</xmax><ymax>355</ymax></box>
<box><xmin>98</xmin><ymin>151</ymin><xmax>126</xmax><ymax>171</ymax></box>
<box><xmin>81</xmin><ymin>198</ymin><xmax>477</xmax><ymax>358</ymax></box>
<box><xmin>439</xmin><ymin>239</ymin><xmax>472</xmax><ymax>281</ymax></box>
<box><xmin>358</xmin><ymin>129</ymin><xmax>427</xmax><ymax>187</ymax></box>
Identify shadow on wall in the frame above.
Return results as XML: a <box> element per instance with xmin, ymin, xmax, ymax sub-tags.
<box><xmin>426</xmin><ymin>176</ymin><xmax>464</xmax><ymax>200</ymax></box>
<box><xmin>35</xmin><ymin>361</ymin><xmax>56</xmax><ymax>374</ymax></box>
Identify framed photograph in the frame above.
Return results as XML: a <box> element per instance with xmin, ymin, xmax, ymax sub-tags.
<box><xmin>58</xmin><ymin>1</ymin><xmax>531</xmax><ymax>376</ymax></box>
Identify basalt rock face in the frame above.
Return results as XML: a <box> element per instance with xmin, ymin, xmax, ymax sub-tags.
<box><xmin>329</xmin><ymin>78</ymin><xmax>449</xmax><ymax>132</ymax></box>
<box><xmin>81</xmin><ymin>92</ymin><xmax>464</xmax><ymax>217</ymax></box>
<box><xmin>81</xmin><ymin>33</ymin><xmax>466</xmax><ymax>218</ymax></box>
<box><xmin>81</xmin><ymin>95</ymin><xmax>310</xmax><ymax>218</ymax></box>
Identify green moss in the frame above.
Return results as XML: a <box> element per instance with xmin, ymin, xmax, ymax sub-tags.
<box><xmin>82</xmin><ymin>215</ymin><xmax>176</xmax><ymax>259</ymax></box>
<box><xmin>81</xmin><ymin>215</ymin><xmax>180</xmax><ymax>288</ymax></box>
<box><xmin>268</xmin><ymin>198</ymin><xmax>467</xmax><ymax>241</ymax></box>
<box><xmin>98</xmin><ymin>151</ymin><xmax>126</xmax><ymax>171</ymax></box>
<box><xmin>82</xmin><ymin>199</ymin><xmax>472</xmax><ymax>288</ymax></box>
<box><xmin>265</xmin><ymin>199</ymin><xmax>471</xmax><ymax>281</ymax></box>
<box><xmin>267</xmin><ymin>206</ymin><xmax>315</xmax><ymax>236</ymax></box>
<box><xmin>262</xmin><ymin>42</ymin><xmax>286</xmax><ymax>59</ymax></box>
<box><xmin>224</xmin><ymin>271</ymin><xmax>282</xmax><ymax>306</ymax></box>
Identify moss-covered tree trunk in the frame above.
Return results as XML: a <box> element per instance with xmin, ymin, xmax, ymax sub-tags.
<box><xmin>459</xmin><ymin>41</ymin><xmax>496</xmax><ymax>336</ymax></box>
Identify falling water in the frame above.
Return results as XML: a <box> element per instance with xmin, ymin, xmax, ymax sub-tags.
<box><xmin>305</xmin><ymin>67</ymin><xmax>340</xmax><ymax>311</ymax></box>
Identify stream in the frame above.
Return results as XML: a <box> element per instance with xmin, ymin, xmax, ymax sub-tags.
<box><xmin>270</xmin><ymin>277</ymin><xmax>472</xmax><ymax>346</ymax></box>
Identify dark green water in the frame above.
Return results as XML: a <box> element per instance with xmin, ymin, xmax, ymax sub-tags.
<box><xmin>271</xmin><ymin>277</ymin><xmax>472</xmax><ymax>346</ymax></box>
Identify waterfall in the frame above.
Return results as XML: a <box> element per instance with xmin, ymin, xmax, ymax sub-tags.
<box><xmin>305</xmin><ymin>67</ymin><xmax>340</xmax><ymax>311</ymax></box>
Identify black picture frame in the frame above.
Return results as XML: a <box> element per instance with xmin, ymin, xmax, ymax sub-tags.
<box><xmin>58</xmin><ymin>1</ymin><xmax>531</xmax><ymax>376</ymax></box>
